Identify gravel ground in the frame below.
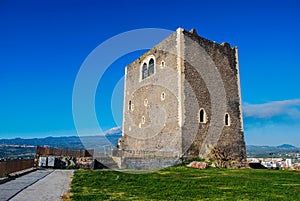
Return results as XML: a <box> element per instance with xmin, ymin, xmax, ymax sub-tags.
<box><xmin>0</xmin><ymin>169</ymin><xmax>73</xmax><ymax>201</ymax></box>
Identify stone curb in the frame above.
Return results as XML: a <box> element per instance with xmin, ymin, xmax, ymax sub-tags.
<box><xmin>0</xmin><ymin>177</ymin><xmax>10</xmax><ymax>184</ymax></box>
<box><xmin>0</xmin><ymin>167</ymin><xmax>37</xmax><ymax>184</ymax></box>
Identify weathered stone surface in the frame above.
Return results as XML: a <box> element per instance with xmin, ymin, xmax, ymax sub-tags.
<box><xmin>118</xmin><ymin>27</ymin><xmax>246</xmax><ymax>169</ymax></box>
<box><xmin>209</xmin><ymin>160</ymin><xmax>246</xmax><ymax>169</ymax></box>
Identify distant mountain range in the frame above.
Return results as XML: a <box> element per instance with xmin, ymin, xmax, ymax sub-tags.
<box><xmin>247</xmin><ymin>144</ymin><xmax>298</xmax><ymax>151</ymax></box>
<box><xmin>276</xmin><ymin>144</ymin><xmax>296</xmax><ymax>149</ymax></box>
<box><xmin>1</xmin><ymin>135</ymin><xmax>298</xmax><ymax>151</ymax></box>
<box><xmin>247</xmin><ymin>144</ymin><xmax>299</xmax><ymax>158</ymax></box>
<box><xmin>1</xmin><ymin>130</ymin><xmax>299</xmax><ymax>159</ymax></box>
<box><xmin>0</xmin><ymin>130</ymin><xmax>122</xmax><ymax>160</ymax></box>
<box><xmin>0</xmin><ymin>136</ymin><xmax>84</xmax><ymax>149</ymax></box>
<box><xmin>0</xmin><ymin>128</ymin><xmax>122</xmax><ymax>149</ymax></box>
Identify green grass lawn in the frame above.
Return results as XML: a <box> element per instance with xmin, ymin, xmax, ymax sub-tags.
<box><xmin>69</xmin><ymin>166</ymin><xmax>300</xmax><ymax>201</ymax></box>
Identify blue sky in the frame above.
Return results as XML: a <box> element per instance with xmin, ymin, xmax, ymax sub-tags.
<box><xmin>0</xmin><ymin>0</ymin><xmax>300</xmax><ymax>146</ymax></box>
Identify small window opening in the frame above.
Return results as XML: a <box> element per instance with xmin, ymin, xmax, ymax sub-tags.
<box><xmin>161</xmin><ymin>92</ymin><xmax>165</xmax><ymax>101</ymax></box>
<box><xmin>199</xmin><ymin>108</ymin><xmax>206</xmax><ymax>123</ymax></box>
<box><xmin>144</xmin><ymin>99</ymin><xmax>148</xmax><ymax>106</ymax></box>
<box><xmin>129</xmin><ymin>100</ymin><xmax>132</xmax><ymax>111</ymax></box>
<box><xmin>142</xmin><ymin>116</ymin><xmax>145</xmax><ymax>124</ymax></box>
<box><xmin>225</xmin><ymin>113</ymin><xmax>230</xmax><ymax>126</ymax></box>
<box><xmin>129</xmin><ymin>100</ymin><xmax>134</xmax><ymax>111</ymax></box>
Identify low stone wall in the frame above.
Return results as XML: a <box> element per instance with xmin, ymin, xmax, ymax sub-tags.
<box><xmin>122</xmin><ymin>157</ymin><xmax>180</xmax><ymax>170</ymax></box>
<box><xmin>0</xmin><ymin>159</ymin><xmax>34</xmax><ymax>177</ymax></box>
<box><xmin>37</xmin><ymin>156</ymin><xmax>93</xmax><ymax>169</ymax></box>
<box><xmin>94</xmin><ymin>156</ymin><xmax>180</xmax><ymax>170</ymax></box>
<box><xmin>34</xmin><ymin>146</ymin><xmax>94</xmax><ymax>169</ymax></box>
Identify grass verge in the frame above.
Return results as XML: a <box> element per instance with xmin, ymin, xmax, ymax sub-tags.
<box><xmin>70</xmin><ymin>166</ymin><xmax>300</xmax><ymax>200</ymax></box>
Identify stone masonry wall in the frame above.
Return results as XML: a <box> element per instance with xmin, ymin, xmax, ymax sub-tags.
<box><xmin>120</xmin><ymin>31</ymin><xmax>183</xmax><ymax>157</ymax></box>
<box><xmin>120</xmin><ymin>28</ymin><xmax>246</xmax><ymax>164</ymax></box>
<box><xmin>182</xmin><ymin>30</ymin><xmax>246</xmax><ymax>160</ymax></box>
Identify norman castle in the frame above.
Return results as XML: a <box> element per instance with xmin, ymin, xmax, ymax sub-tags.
<box><xmin>117</xmin><ymin>28</ymin><xmax>246</xmax><ymax>168</ymax></box>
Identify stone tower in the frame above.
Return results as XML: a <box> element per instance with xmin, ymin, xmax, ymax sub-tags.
<box><xmin>118</xmin><ymin>28</ymin><xmax>246</xmax><ymax>167</ymax></box>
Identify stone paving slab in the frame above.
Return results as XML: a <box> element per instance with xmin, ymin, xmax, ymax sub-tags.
<box><xmin>0</xmin><ymin>169</ymin><xmax>53</xmax><ymax>201</ymax></box>
<box><xmin>10</xmin><ymin>170</ymin><xmax>74</xmax><ymax>201</ymax></box>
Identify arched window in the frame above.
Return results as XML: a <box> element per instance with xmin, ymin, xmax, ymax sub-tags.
<box><xmin>141</xmin><ymin>56</ymin><xmax>155</xmax><ymax>80</ymax></box>
<box><xmin>225</xmin><ymin>113</ymin><xmax>230</xmax><ymax>126</ymax></box>
<box><xmin>161</xmin><ymin>92</ymin><xmax>165</xmax><ymax>101</ymax></box>
<box><xmin>142</xmin><ymin>63</ymin><xmax>148</xmax><ymax>79</ymax></box>
<box><xmin>199</xmin><ymin>108</ymin><xmax>206</xmax><ymax>123</ymax></box>
<box><xmin>148</xmin><ymin>58</ymin><xmax>154</xmax><ymax>75</ymax></box>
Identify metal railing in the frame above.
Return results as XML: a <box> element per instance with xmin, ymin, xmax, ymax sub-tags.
<box><xmin>0</xmin><ymin>159</ymin><xmax>34</xmax><ymax>177</ymax></box>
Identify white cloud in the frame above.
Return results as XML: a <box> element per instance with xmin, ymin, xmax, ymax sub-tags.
<box><xmin>243</xmin><ymin>99</ymin><xmax>300</xmax><ymax>119</ymax></box>
<box><xmin>101</xmin><ymin>126</ymin><xmax>122</xmax><ymax>135</ymax></box>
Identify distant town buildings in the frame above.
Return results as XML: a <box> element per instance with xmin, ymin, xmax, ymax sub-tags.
<box><xmin>247</xmin><ymin>157</ymin><xmax>300</xmax><ymax>170</ymax></box>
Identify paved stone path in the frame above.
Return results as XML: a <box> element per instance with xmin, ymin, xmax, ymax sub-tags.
<box><xmin>0</xmin><ymin>169</ymin><xmax>73</xmax><ymax>201</ymax></box>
